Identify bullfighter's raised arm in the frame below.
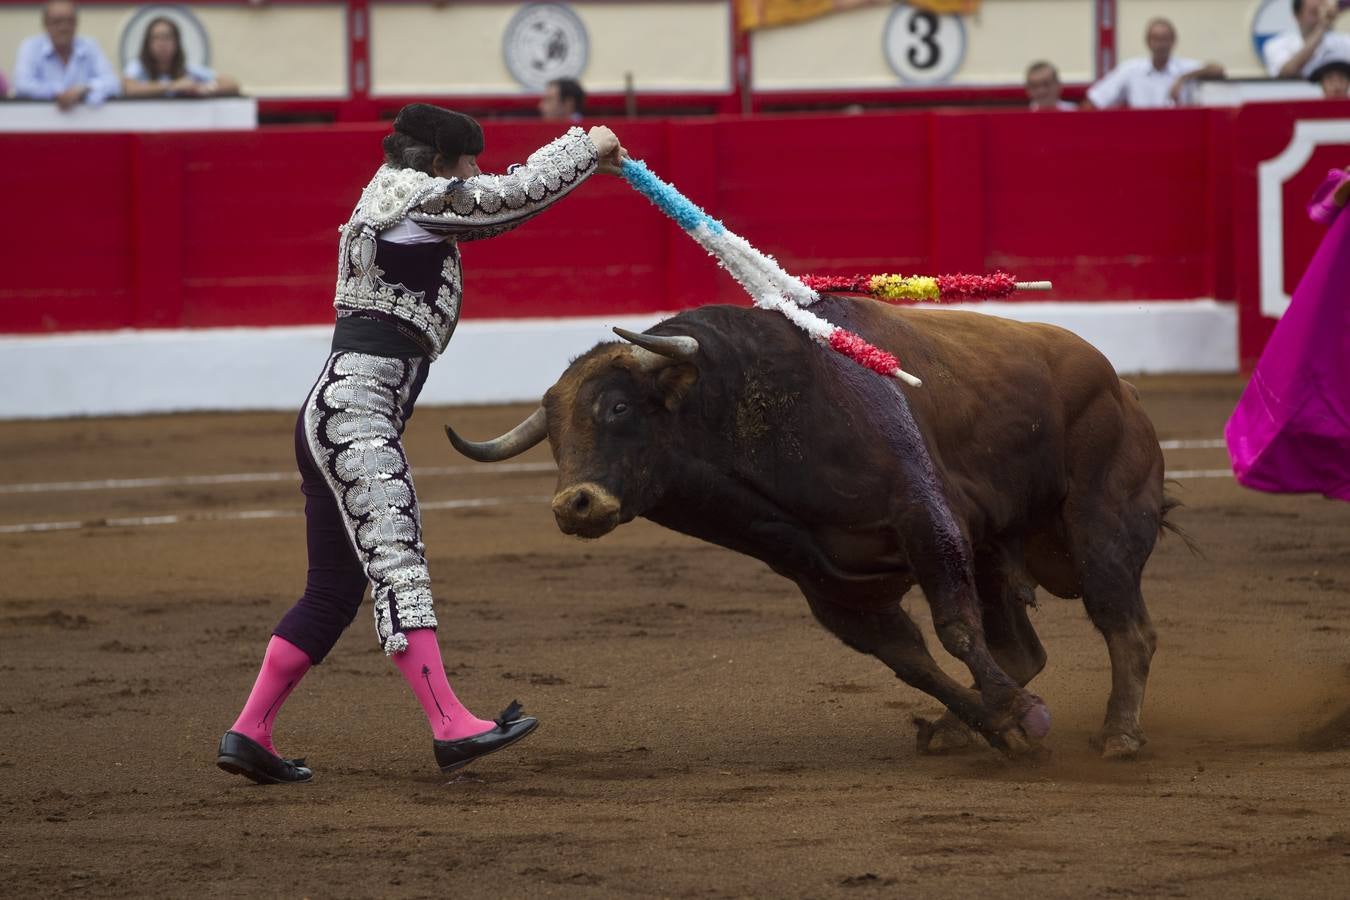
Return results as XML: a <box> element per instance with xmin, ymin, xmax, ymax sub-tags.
<box><xmin>408</xmin><ymin>127</ymin><xmax>600</xmax><ymax>241</ymax></box>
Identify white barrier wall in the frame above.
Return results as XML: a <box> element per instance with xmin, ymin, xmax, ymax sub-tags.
<box><xmin>0</xmin><ymin>95</ymin><xmax>256</xmax><ymax>129</ymax></box>
<box><xmin>1</xmin><ymin>301</ymin><xmax>1237</xmax><ymax>419</ymax></box>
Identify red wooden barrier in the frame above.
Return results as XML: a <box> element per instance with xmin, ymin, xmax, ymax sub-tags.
<box><xmin>0</xmin><ymin>109</ymin><xmax>1252</xmax><ymax>338</ymax></box>
<box><xmin>1231</xmin><ymin>101</ymin><xmax>1350</xmax><ymax>369</ymax></box>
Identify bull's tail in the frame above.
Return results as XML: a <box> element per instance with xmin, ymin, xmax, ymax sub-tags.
<box><xmin>1160</xmin><ymin>490</ymin><xmax>1202</xmax><ymax>557</ymax></box>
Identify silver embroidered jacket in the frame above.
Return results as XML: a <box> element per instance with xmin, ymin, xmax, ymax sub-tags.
<box><xmin>334</xmin><ymin>127</ymin><xmax>599</xmax><ymax>359</ymax></box>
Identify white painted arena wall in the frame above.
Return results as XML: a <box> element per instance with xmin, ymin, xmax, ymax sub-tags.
<box><xmin>753</xmin><ymin>0</ymin><xmax>1099</xmax><ymax>88</ymax></box>
<box><xmin>4</xmin><ymin>1</ymin><xmax>1348</xmax><ymax>98</ymax></box>
<box><xmin>369</xmin><ymin>2</ymin><xmax>732</xmax><ymax>96</ymax></box>
<box><xmin>0</xmin><ymin>301</ymin><xmax>1236</xmax><ymax>419</ymax></box>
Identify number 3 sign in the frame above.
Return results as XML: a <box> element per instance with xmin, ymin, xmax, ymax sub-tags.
<box><xmin>883</xmin><ymin>3</ymin><xmax>968</xmax><ymax>84</ymax></box>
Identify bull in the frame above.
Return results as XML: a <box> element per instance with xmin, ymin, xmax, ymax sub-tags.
<box><xmin>445</xmin><ymin>296</ymin><xmax>1174</xmax><ymax>759</ymax></box>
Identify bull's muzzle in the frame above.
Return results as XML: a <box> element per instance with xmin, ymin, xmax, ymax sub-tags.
<box><xmin>551</xmin><ymin>482</ymin><xmax>622</xmax><ymax>538</ymax></box>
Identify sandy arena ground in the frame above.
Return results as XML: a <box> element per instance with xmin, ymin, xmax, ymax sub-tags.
<box><xmin>1</xmin><ymin>374</ymin><xmax>1348</xmax><ymax>898</ymax></box>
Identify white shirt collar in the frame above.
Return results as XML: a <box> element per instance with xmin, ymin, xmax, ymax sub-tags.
<box><xmin>38</xmin><ymin>35</ymin><xmax>89</xmax><ymax>60</ymax></box>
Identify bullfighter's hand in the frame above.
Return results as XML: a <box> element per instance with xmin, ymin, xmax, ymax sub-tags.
<box><xmin>597</xmin><ymin>145</ymin><xmax>630</xmax><ymax>176</ymax></box>
<box><xmin>588</xmin><ymin>126</ymin><xmax>620</xmax><ymax>159</ymax></box>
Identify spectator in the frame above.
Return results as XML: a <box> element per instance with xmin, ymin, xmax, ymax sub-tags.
<box><xmin>121</xmin><ymin>17</ymin><xmax>239</xmax><ymax>98</ymax></box>
<box><xmin>538</xmin><ymin>77</ymin><xmax>585</xmax><ymax>121</ymax></box>
<box><xmin>1025</xmin><ymin>61</ymin><xmax>1075</xmax><ymax>111</ymax></box>
<box><xmin>1264</xmin><ymin>1</ymin><xmax>1350</xmax><ymax>79</ymax></box>
<box><xmin>1311</xmin><ymin>60</ymin><xmax>1350</xmax><ymax>97</ymax></box>
<box><xmin>12</xmin><ymin>1</ymin><xmax>119</xmax><ymax>110</ymax></box>
<box><xmin>1084</xmin><ymin>18</ymin><xmax>1223</xmax><ymax>109</ymax></box>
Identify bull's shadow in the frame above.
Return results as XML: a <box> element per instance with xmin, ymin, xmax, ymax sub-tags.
<box><xmin>446</xmin><ymin>298</ymin><xmax>1175</xmax><ymax>761</ymax></box>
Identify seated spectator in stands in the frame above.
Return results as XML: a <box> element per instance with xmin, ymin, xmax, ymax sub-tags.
<box><xmin>12</xmin><ymin>1</ymin><xmax>119</xmax><ymax>110</ymax></box>
<box><xmin>1084</xmin><ymin>18</ymin><xmax>1224</xmax><ymax>109</ymax></box>
<box><xmin>1025</xmin><ymin>61</ymin><xmax>1075</xmax><ymax>111</ymax></box>
<box><xmin>538</xmin><ymin>77</ymin><xmax>585</xmax><ymax>122</ymax></box>
<box><xmin>1264</xmin><ymin>1</ymin><xmax>1350</xmax><ymax>79</ymax></box>
<box><xmin>121</xmin><ymin>16</ymin><xmax>239</xmax><ymax>98</ymax></box>
<box><xmin>1311</xmin><ymin>60</ymin><xmax>1350</xmax><ymax>97</ymax></box>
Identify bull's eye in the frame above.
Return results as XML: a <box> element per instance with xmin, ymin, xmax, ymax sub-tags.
<box><xmin>612</xmin><ymin>402</ymin><xmax>629</xmax><ymax>416</ymax></box>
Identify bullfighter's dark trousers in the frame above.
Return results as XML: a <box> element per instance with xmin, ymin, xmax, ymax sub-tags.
<box><xmin>273</xmin><ymin>351</ymin><xmax>433</xmax><ymax>664</ymax></box>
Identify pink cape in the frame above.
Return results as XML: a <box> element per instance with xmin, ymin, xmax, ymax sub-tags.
<box><xmin>1225</xmin><ymin>169</ymin><xmax>1350</xmax><ymax>501</ymax></box>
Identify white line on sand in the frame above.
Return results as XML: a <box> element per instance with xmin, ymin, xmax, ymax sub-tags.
<box><xmin>2</xmin><ymin>440</ymin><xmax>1229</xmax><ymax>496</ymax></box>
<box><xmin>2</xmin><ymin>468</ymin><xmax>1243</xmax><ymax>536</ymax></box>
<box><xmin>0</xmin><ymin>495</ymin><xmax>554</xmax><ymax>535</ymax></box>
<box><xmin>1164</xmin><ymin>469</ymin><xmax>1234</xmax><ymax>480</ymax></box>
<box><xmin>1158</xmin><ymin>438</ymin><xmax>1227</xmax><ymax>450</ymax></box>
<box><xmin>0</xmin><ymin>462</ymin><xmax>555</xmax><ymax>495</ymax></box>
<box><xmin>0</xmin><ymin>431</ymin><xmax>1239</xmax><ymax>536</ymax></box>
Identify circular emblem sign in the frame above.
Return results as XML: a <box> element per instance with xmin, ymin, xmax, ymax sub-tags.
<box><xmin>883</xmin><ymin>3</ymin><xmax>967</xmax><ymax>85</ymax></box>
<box><xmin>503</xmin><ymin>3</ymin><xmax>589</xmax><ymax>92</ymax></box>
<box><xmin>119</xmin><ymin>5</ymin><xmax>211</xmax><ymax>72</ymax></box>
<box><xmin>1250</xmin><ymin>0</ymin><xmax>1297</xmax><ymax>65</ymax></box>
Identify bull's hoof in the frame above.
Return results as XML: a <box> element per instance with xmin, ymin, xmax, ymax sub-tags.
<box><xmin>913</xmin><ymin>713</ymin><xmax>976</xmax><ymax>755</ymax></box>
<box><xmin>987</xmin><ymin>725</ymin><xmax>1054</xmax><ymax>763</ymax></box>
<box><xmin>989</xmin><ymin>697</ymin><xmax>1052</xmax><ymax>761</ymax></box>
<box><xmin>1019</xmin><ymin>702</ymin><xmax>1052</xmax><ymax>741</ymax></box>
<box><xmin>1091</xmin><ymin>731</ymin><xmax>1144</xmax><ymax>760</ymax></box>
<box><xmin>992</xmin><ymin>724</ymin><xmax>1049</xmax><ymax>761</ymax></box>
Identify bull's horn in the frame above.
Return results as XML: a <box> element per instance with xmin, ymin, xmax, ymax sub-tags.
<box><xmin>613</xmin><ymin>327</ymin><xmax>700</xmax><ymax>370</ymax></box>
<box><xmin>444</xmin><ymin>407</ymin><xmax>548</xmax><ymax>462</ymax></box>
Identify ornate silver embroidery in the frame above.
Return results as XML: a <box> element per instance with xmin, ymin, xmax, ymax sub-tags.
<box><xmin>333</xmin><ymin>128</ymin><xmax>599</xmax><ymax>360</ymax></box>
<box><xmin>450</xmin><ymin>190</ymin><xmax>476</xmax><ymax>217</ymax></box>
<box><xmin>304</xmin><ymin>352</ymin><xmax>437</xmax><ymax>654</ymax></box>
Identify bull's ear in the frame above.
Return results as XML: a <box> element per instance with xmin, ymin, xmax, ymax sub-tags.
<box><xmin>656</xmin><ymin>364</ymin><xmax>698</xmax><ymax>411</ymax></box>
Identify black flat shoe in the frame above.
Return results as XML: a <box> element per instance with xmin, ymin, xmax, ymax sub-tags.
<box><xmin>433</xmin><ymin>701</ymin><xmax>540</xmax><ymax>774</ymax></box>
<box><xmin>216</xmin><ymin>731</ymin><xmax>313</xmax><ymax>784</ymax></box>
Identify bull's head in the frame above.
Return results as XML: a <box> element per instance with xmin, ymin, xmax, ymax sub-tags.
<box><xmin>445</xmin><ymin>328</ymin><xmax>700</xmax><ymax>539</ymax></box>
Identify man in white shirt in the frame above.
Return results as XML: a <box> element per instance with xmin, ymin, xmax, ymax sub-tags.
<box><xmin>1025</xmin><ymin>61</ymin><xmax>1077</xmax><ymax>111</ymax></box>
<box><xmin>1264</xmin><ymin>0</ymin><xmax>1350</xmax><ymax>79</ymax></box>
<box><xmin>1085</xmin><ymin>18</ymin><xmax>1224</xmax><ymax>109</ymax></box>
<box><xmin>12</xmin><ymin>1</ymin><xmax>119</xmax><ymax>109</ymax></box>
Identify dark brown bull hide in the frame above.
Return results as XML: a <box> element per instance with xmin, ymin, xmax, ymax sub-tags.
<box><xmin>446</xmin><ymin>297</ymin><xmax>1173</xmax><ymax>759</ymax></box>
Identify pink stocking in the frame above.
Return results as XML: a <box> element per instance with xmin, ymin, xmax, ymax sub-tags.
<box><xmin>391</xmin><ymin>628</ymin><xmax>494</xmax><ymax>741</ymax></box>
<box><xmin>229</xmin><ymin>635</ymin><xmax>312</xmax><ymax>756</ymax></box>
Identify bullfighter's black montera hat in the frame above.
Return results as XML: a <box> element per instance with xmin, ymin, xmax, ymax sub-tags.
<box><xmin>392</xmin><ymin>103</ymin><xmax>485</xmax><ymax>160</ymax></box>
